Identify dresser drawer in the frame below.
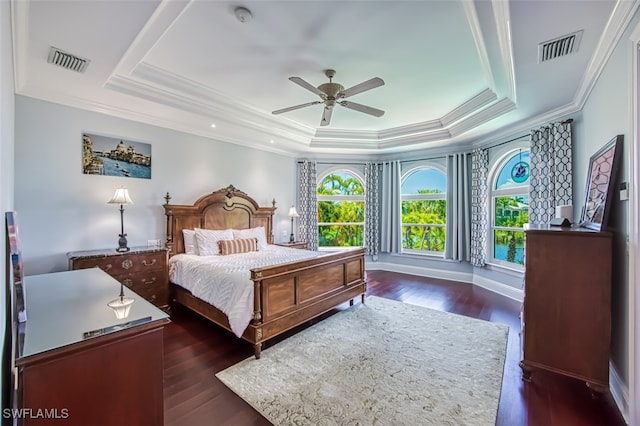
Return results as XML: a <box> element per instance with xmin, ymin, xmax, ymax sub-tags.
<box><xmin>119</xmin><ymin>270</ymin><xmax>168</xmax><ymax>292</ymax></box>
<box><xmin>131</xmin><ymin>287</ymin><xmax>169</xmax><ymax>307</ymax></box>
<box><xmin>68</xmin><ymin>247</ymin><xmax>170</xmax><ymax>310</ymax></box>
<box><xmin>72</xmin><ymin>251</ymin><xmax>166</xmax><ymax>275</ymax></box>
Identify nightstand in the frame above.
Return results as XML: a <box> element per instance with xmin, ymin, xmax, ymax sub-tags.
<box><xmin>276</xmin><ymin>241</ymin><xmax>308</xmax><ymax>250</ymax></box>
<box><xmin>67</xmin><ymin>246</ymin><xmax>169</xmax><ymax>310</ymax></box>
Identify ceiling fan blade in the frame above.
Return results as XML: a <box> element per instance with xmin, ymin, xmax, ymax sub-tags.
<box><xmin>320</xmin><ymin>105</ymin><xmax>333</xmax><ymax>126</ymax></box>
<box><xmin>272</xmin><ymin>101</ymin><xmax>322</xmax><ymax>115</ymax></box>
<box><xmin>339</xmin><ymin>77</ymin><xmax>384</xmax><ymax>98</ymax></box>
<box><xmin>339</xmin><ymin>101</ymin><xmax>385</xmax><ymax>117</ymax></box>
<box><xmin>289</xmin><ymin>77</ymin><xmax>326</xmax><ymax>98</ymax></box>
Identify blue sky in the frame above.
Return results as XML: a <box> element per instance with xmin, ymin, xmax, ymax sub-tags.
<box><xmin>85</xmin><ymin>133</ymin><xmax>152</xmax><ymax>156</ymax></box>
<box><xmin>402</xmin><ymin>168</ymin><xmax>446</xmax><ymax>193</ymax></box>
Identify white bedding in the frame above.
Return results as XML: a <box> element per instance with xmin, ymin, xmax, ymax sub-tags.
<box><xmin>169</xmin><ymin>245</ymin><xmax>322</xmax><ymax>337</ymax></box>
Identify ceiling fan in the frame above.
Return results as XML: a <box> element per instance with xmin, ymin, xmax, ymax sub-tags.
<box><xmin>272</xmin><ymin>69</ymin><xmax>385</xmax><ymax>126</ymax></box>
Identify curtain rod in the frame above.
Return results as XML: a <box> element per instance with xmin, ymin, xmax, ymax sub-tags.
<box><xmin>487</xmin><ymin>118</ymin><xmax>574</xmax><ymax>151</ymax></box>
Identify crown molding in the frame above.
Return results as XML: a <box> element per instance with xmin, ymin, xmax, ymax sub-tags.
<box><xmin>574</xmin><ymin>0</ymin><xmax>640</xmax><ymax>111</ymax></box>
<box><xmin>16</xmin><ymin>87</ymin><xmax>304</xmax><ymax>157</ymax></box>
<box><xmin>441</xmin><ymin>88</ymin><xmax>498</xmax><ymax>127</ymax></box>
<box><xmin>11</xmin><ymin>0</ymin><xmax>30</xmax><ymax>92</ymax></box>
<box><xmin>109</xmin><ymin>0</ymin><xmax>190</xmax><ymax>77</ymax></box>
<box><xmin>449</xmin><ymin>97</ymin><xmax>516</xmax><ymax>137</ymax></box>
<box><xmin>491</xmin><ymin>0</ymin><xmax>517</xmax><ymax>103</ymax></box>
<box><xmin>462</xmin><ymin>0</ymin><xmax>496</xmax><ymax>93</ymax></box>
<box><xmin>109</xmin><ymin>58</ymin><xmax>520</xmax><ymax>152</ymax></box>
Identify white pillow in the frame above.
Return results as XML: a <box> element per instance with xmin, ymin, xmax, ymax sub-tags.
<box><xmin>233</xmin><ymin>226</ymin><xmax>268</xmax><ymax>250</ymax></box>
<box><xmin>182</xmin><ymin>229</ymin><xmax>198</xmax><ymax>255</ymax></box>
<box><xmin>194</xmin><ymin>228</ymin><xmax>234</xmax><ymax>256</ymax></box>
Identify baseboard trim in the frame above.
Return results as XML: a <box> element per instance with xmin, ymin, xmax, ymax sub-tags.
<box><xmin>473</xmin><ymin>274</ymin><xmax>524</xmax><ymax>302</ymax></box>
<box><xmin>365</xmin><ymin>261</ymin><xmax>473</xmax><ymax>284</ymax></box>
<box><xmin>365</xmin><ymin>261</ymin><xmax>523</xmax><ymax>302</ymax></box>
<box><xmin>610</xmin><ymin>362</ymin><xmax>629</xmax><ymax>424</ymax></box>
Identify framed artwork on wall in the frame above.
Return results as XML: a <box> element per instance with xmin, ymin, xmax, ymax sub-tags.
<box><xmin>82</xmin><ymin>133</ymin><xmax>152</xmax><ymax>179</ymax></box>
<box><xmin>579</xmin><ymin>134</ymin><xmax>623</xmax><ymax>231</ymax></box>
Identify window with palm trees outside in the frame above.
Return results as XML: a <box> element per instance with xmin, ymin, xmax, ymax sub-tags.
<box><xmin>401</xmin><ymin>167</ymin><xmax>446</xmax><ymax>254</ymax></box>
<box><xmin>491</xmin><ymin>150</ymin><xmax>530</xmax><ymax>266</ymax></box>
<box><xmin>317</xmin><ymin>171</ymin><xmax>364</xmax><ymax>247</ymax></box>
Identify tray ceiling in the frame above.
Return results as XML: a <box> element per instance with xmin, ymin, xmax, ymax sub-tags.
<box><xmin>11</xmin><ymin>0</ymin><xmax>639</xmax><ymax>156</ymax></box>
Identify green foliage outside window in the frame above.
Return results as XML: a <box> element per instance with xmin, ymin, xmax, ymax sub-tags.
<box><xmin>494</xmin><ymin>195</ymin><xmax>528</xmax><ymax>264</ymax></box>
<box><xmin>317</xmin><ymin>173</ymin><xmax>364</xmax><ymax>247</ymax></box>
<box><xmin>318</xmin><ymin>174</ymin><xmax>363</xmax><ymax>196</ymax></box>
<box><xmin>401</xmin><ymin>190</ymin><xmax>446</xmax><ymax>252</ymax></box>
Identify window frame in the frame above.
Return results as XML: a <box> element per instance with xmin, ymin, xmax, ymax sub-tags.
<box><xmin>487</xmin><ymin>143</ymin><xmax>530</xmax><ymax>269</ymax></box>
<box><xmin>400</xmin><ymin>163</ymin><xmax>447</xmax><ymax>256</ymax></box>
<box><xmin>316</xmin><ymin>167</ymin><xmax>365</xmax><ymax>250</ymax></box>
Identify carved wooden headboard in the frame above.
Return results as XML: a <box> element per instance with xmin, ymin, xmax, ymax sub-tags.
<box><xmin>163</xmin><ymin>185</ymin><xmax>276</xmax><ymax>256</ymax></box>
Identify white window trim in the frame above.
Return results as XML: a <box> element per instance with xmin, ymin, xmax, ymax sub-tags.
<box><xmin>400</xmin><ymin>163</ymin><xmax>447</xmax><ymax>256</ymax></box>
<box><xmin>317</xmin><ymin>167</ymin><xmax>365</xmax><ymax>248</ymax></box>
<box><xmin>487</xmin><ymin>144</ymin><xmax>529</xmax><ymax>270</ymax></box>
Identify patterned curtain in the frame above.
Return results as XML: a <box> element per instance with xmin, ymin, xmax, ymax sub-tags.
<box><xmin>445</xmin><ymin>153</ymin><xmax>471</xmax><ymax>261</ymax></box>
<box><xmin>297</xmin><ymin>161</ymin><xmax>318</xmax><ymax>251</ymax></box>
<box><xmin>380</xmin><ymin>161</ymin><xmax>402</xmax><ymax>253</ymax></box>
<box><xmin>364</xmin><ymin>162</ymin><xmax>380</xmax><ymax>258</ymax></box>
<box><xmin>470</xmin><ymin>148</ymin><xmax>489</xmax><ymax>267</ymax></box>
<box><xmin>529</xmin><ymin>121</ymin><xmax>573</xmax><ymax>225</ymax></box>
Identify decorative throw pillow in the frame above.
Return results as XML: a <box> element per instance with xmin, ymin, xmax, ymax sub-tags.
<box><xmin>218</xmin><ymin>238</ymin><xmax>258</xmax><ymax>255</ymax></box>
<box><xmin>232</xmin><ymin>226</ymin><xmax>268</xmax><ymax>250</ymax></box>
<box><xmin>194</xmin><ymin>228</ymin><xmax>234</xmax><ymax>256</ymax></box>
<box><xmin>182</xmin><ymin>229</ymin><xmax>198</xmax><ymax>255</ymax></box>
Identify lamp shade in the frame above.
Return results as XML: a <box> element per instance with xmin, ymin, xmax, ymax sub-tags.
<box><xmin>107</xmin><ymin>296</ymin><xmax>135</xmax><ymax>319</ymax></box>
<box><xmin>108</xmin><ymin>187</ymin><xmax>134</xmax><ymax>205</ymax></box>
<box><xmin>288</xmin><ymin>206</ymin><xmax>299</xmax><ymax>218</ymax></box>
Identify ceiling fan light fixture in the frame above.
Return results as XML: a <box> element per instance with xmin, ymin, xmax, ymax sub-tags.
<box><xmin>272</xmin><ymin>69</ymin><xmax>385</xmax><ymax>126</ymax></box>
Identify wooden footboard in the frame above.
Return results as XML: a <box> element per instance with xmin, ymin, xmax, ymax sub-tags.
<box><xmin>248</xmin><ymin>247</ymin><xmax>366</xmax><ymax>357</ymax></box>
<box><xmin>171</xmin><ymin>247</ymin><xmax>366</xmax><ymax>358</ymax></box>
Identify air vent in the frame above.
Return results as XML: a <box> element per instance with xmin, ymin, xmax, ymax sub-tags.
<box><xmin>538</xmin><ymin>31</ymin><xmax>583</xmax><ymax>63</ymax></box>
<box><xmin>47</xmin><ymin>47</ymin><xmax>90</xmax><ymax>73</ymax></box>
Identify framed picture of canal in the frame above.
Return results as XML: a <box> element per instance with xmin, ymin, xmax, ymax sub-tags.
<box><xmin>82</xmin><ymin>133</ymin><xmax>152</xmax><ymax>179</ymax></box>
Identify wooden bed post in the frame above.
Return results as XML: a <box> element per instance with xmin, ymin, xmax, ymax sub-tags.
<box><xmin>253</xmin><ymin>278</ymin><xmax>263</xmax><ymax>359</ymax></box>
<box><xmin>164</xmin><ymin>192</ymin><xmax>173</xmax><ymax>254</ymax></box>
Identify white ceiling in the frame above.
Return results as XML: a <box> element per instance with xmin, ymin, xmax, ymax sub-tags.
<box><xmin>11</xmin><ymin>0</ymin><xmax>639</xmax><ymax>157</ymax></box>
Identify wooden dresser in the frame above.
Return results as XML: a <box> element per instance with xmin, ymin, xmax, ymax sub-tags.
<box><xmin>67</xmin><ymin>246</ymin><xmax>169</xmax><ymax>310</ymax></box>
<box><xmin>520</xmin><ymin>224</ymin><xmax>612</xmax><ymax>391</ymax></box>
<box><xmin>15</xmin><ymin>268</ymin><xmax>169</xmax><ymax>426</ymax></box>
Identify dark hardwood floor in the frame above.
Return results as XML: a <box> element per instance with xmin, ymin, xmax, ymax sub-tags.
<box><xmin>163</xmin><ymin>270</ymin><xmax>627</xmax><ymax>426</ymax></box>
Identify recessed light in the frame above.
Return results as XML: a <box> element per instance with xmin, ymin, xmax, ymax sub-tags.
<box><xmin>210</xmin><ymin>123</ymin><xmax>216</xmax><ymax>128</ymax></box>
<box><xmin>269</xmin><ymin>139</ymin><xmax>275</xmax><ymax>144</ymax></box>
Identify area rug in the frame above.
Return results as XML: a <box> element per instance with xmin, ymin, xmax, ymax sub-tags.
<box><xmin>216</xmin><ymin>296</ymin><xmax>508</xmax><ymax>425</ymax></box>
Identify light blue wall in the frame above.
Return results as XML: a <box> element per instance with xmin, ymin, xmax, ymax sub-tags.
<box><xmin>573</xmin><ymin>8</ymin><xmax>640</xmax><ymax>390</ymax></box>
<box><xmin>14</xmin><ymin>96</ymin><xmax>298</xmax><ymax>275</ymax></box>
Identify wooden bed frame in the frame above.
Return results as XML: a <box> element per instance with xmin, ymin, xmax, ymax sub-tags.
<box><xmin>163</xmin><ymin>185</ymin><xmax>366</xmax><ymax>358</ymax></box>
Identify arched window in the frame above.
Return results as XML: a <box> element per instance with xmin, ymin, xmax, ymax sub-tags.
<box><xmin>317</xmin><ymin>170</ymin><xmax>365</xmax><ymax>248</ymax></box>
<box><xmin>401</xmin><ymin>166</ymin><xmax>446</xmax><ymax>254</ymax></box>
<box><xmin>489</xmin><ymin>149</ymin><xmax>530</xmax><ymax>266</ymax></box>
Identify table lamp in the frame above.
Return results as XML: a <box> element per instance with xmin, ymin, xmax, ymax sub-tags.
<box><xmin>288</xmin><ymin>205</ymin><xmax>299</xmax><ymax>243</ymax></box>
<box><xmin>108</xmin><ymin>187</ymin><xmax>133</xmax><ymax>252</ymax></box>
